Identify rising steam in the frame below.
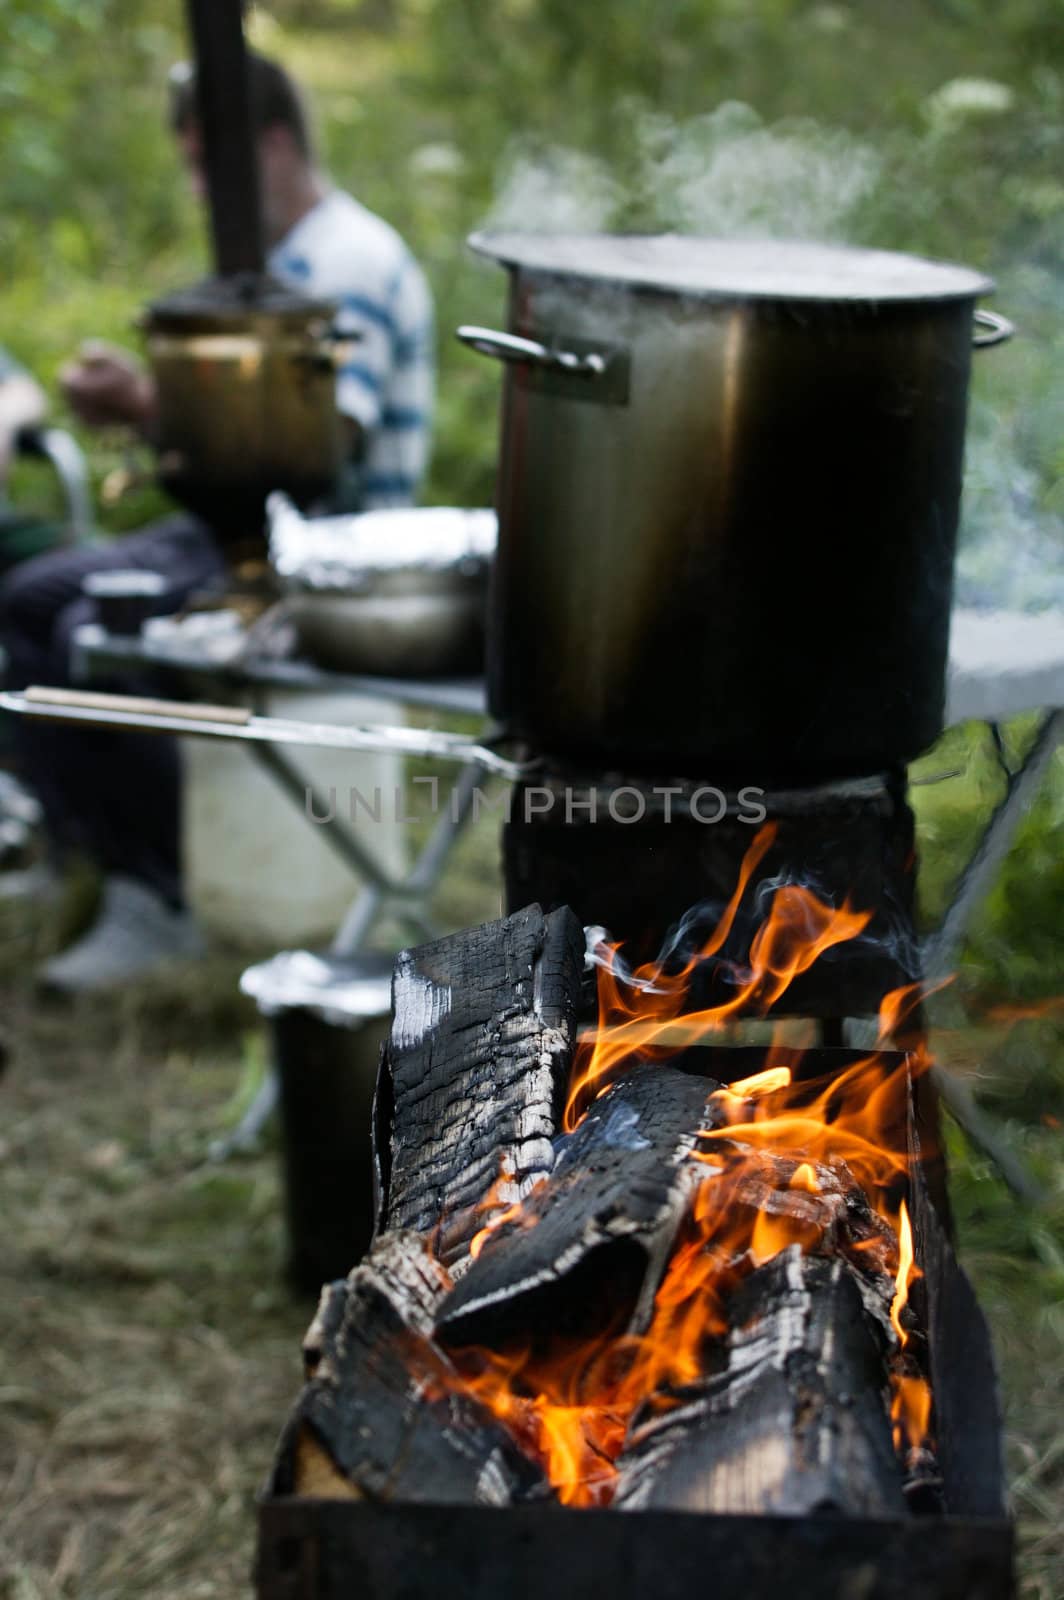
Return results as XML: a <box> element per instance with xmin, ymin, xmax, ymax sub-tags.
<box><xmin>485</xmin><ymin>102</ymin><xmax>882</xmax><ymax>240</ymax></box>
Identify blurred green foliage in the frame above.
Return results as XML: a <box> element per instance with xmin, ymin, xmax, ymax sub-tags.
<box><xmin>1</xmin><ymin>0</ymin><xmax>1062</xmax><ymax>986</ymax></box>
<box><xmin>1</xmin><ymin>0</ymin><xmax>1063</xmax><ymax>511</ymax></box>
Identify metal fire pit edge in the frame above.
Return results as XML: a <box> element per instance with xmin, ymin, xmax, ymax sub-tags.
<box><xmin>255</xmin><ymin>1497</ymin><xmax>1012</xmax><ymax>1600</ymax></box>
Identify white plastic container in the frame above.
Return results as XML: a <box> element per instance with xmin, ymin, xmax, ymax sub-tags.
<box><xmin>183</xmin><ymin>691</ymin><xmax>407</xmax><ymax>947</ymax></box>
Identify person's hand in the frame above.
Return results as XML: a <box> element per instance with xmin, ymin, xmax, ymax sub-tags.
<box><xmin>60</xmin><ymin>341</ymin><xmax>158</xmax><ymax>434</ymax></box>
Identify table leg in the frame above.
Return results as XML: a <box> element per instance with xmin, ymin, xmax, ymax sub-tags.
<box><xmin>891</xmin><ymin>714</ymin><xmax>1063</xmax><ymax>1206</ymax></box>
<box><xmin>248</xmin><ymin>741</ymin><xmax>402</xmax><ymax>893</ymax></box>
<box><xmin>923</xmin><ymin>710</ymin><xmax>1064</xmax><ymax>981</ymax></box>
<box><xmin>208</xmin><ymin>1069</ymin><xmax>280</xmax><ymax>1163</ymax></box>
<box><xmin>328</xmin><ymin>762</ymin><xmax>483</xmax><ymax>958</ymax></box>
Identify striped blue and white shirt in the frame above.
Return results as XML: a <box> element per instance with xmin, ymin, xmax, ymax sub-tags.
<box><xmin>269</xmin><ymin>189</ymin><xmax>434</xmax><ymax>510</ymax></box>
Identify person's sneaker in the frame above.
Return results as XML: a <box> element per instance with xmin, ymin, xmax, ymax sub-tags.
<box><xmin>37</xmin><ymin>875</ymin><xmax>206</xmax><ymax>994</ymax></box>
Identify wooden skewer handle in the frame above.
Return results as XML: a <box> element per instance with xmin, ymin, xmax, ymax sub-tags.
<box><xmin>24</xmin><ymin>685</ymin><xmax>252</xmax><ymax>727</ymax></box>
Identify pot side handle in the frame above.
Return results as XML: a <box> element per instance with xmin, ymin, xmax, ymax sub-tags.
<box><xmin>972</xmin><ymin>310</ymin><xmax>1015</xmax><ymax>349</ymax></box>
<box><xmin>456</xmin><ymin>325</ymin><xmax>607</xmax><ymax>379</ymax></box>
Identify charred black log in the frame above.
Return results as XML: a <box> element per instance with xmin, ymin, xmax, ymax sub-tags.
<box><xmin>613</xmin><ymin>1246</ymin><xmax>904</xmax><ymax>1516</ymax></box>
<box><xmin>435</xmin><ymin>1064</ymin><xmax>725</xmax><ymax>1348</ymax></box>
<box><xmin>272</xmin><ymin>1232</ymin><xmax>543</xmax><ymax>1506</ymax></box>
<box><xmin>375</xmin><ymin>905</ymin><xmax>585</xmax><ymax>1260</ymax></box>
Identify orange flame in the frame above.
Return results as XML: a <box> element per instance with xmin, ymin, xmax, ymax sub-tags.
<box><xmin>566</xmin><ymin>827</ymin><xmax>872</xmax><ymax>1130</ymax></box>
<box><xmin>432</xmin><ymin>827</ymin><xmax>936</xmax><ymax>1505</ymax></box>
<box><xmin>888</xmin><ymin>1199</ymin><xmax>934</xmax><ymax>1454</ymax></box>
<box><xmin>984</xmin><ymin>996</ymin><xmax>1064</xmax><ymax>1024</ymax></box>
<box><xmin>469</xmin><ymin>1193</ymin><xmax>537</xmax><ymax>1261</ymax></box>
<box><xmin>890</xmin><ymin>1199</ymin><xmax>917</xmax><ymax>1344</ymax></box>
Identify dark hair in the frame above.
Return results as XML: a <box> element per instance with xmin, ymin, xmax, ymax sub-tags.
<box><xmin>168</xmin><ymin>52</ymin><xmax>313</xmax><ymax>159</ymax></box>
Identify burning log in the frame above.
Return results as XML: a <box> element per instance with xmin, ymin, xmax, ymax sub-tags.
<box><xmin>375</xmin><ymin>905</ymin><xmax>585</xmax><ymax>1260</ymax></box>
<box><xmin>614</xmin><ymin>1246</ymin><xmax>905</xmax><ymax>1516</ymax></box>
<box><xmin>277</xmin><ymin>893</ymin><xmax>941</xmax><ymax>1520</ymax></box>
<box><xmin>721</xmin><ymin>1149</ymin><xmax>900</xmax><ymax>1284</ymax></box>
<box><xmin>272</xmin><ymin>1231</ymin><xmax>544</xmax><ymax>1506</ymax></box>
<box><xmin>435</xmin><ymin>1063</ymin><xmax>726</xmax><ymax>1347</ymax></box>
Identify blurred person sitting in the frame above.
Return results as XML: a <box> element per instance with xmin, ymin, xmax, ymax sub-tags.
<box><xmin>0</xmin><ymin>349</ymin><xmax>60</xmax><ymax>576</ymax></box>
<box><xmin>69</xmin><ymin>56</ymin><xmax>434</xmax><ymax>512</ymax></box>
<box><xmin>0</xmin><ymin>52</ymin><xmax>435</xmax><ymax>994</ymax></box>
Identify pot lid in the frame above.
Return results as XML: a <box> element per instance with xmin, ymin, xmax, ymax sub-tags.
<box><xmin>147</xmin><ymin>271</ymin><xmax>337</xmax><ymax>325</ymax></box>
<box><xmin>468</xmin><ymin>233</ymin><xmax>994</xmax><ymax>303</ymax></box>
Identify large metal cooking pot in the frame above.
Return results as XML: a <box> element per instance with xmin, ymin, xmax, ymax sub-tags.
<box><xmin>460</xmin><ymin>234</ymin><xmax>1014</xmax><ymax>780</ymax></box>
<box><xmin>144</xmin><ymin>277</ymin><xmax>348</xmax><ymax>542</ymax></box>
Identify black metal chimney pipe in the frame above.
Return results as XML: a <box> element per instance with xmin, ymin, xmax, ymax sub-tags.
<box><xmin>183</xmin><ymin>0</ymin><xmax>266</xmax><ymax>278</ymax></box>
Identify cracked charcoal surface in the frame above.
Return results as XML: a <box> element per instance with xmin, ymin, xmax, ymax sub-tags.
<box><xmin>275</xmin><ymin>1231</ymin><xmax>543</xmax><ymax>1506</ymax></box>
<box><xmin>376</xmin><ymin>905</ymin><xmax>585</xmax><ymax>1260</ymax></box>
<box><xmin>614</xmin><ymin>1247</ymin><xmax>905</xmax><ymax>1516</ymax></box>
<box><xmin>435</xmin><ymin>1063</ymin><xmax>727</xmax><ymax>1347</ymax></box>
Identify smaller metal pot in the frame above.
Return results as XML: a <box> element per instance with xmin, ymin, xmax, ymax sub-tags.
<box><xmin>268</xmin><ymin>497</ymin><xmax>496</xmax><ymax>678</ymax></box>
<box><xmin>143</xmin><ymin>276</ymin><xmax>350</xmax><ymax>541</ymax></box>
<box><xmin>283</xmin><ymin>581</ymin><xmax>487</xmax><ymax>678</ymax></box>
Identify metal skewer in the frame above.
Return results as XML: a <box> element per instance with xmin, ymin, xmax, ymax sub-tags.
<box><xmin>0</xmin><ymin>687</ymin><xmax>532</xmax><ymax>781</ymax></box>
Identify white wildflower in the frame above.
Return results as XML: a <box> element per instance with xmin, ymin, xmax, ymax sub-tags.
<box><xmin>926</xmin><ymin>78</ymin><xmax>1015</xmax><ymax>131</ymax></box>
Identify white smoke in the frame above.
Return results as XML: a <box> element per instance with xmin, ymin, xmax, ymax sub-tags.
<box><xmin>485</xmin><ymin>146</ymin><xmax>623</xmax><ymax>235</ymax></box>
<box><xmin>957</xmin><ymin>408</ymin><xmax>1064</xmax><ymax>612</ymax></box>
<box><xmin>630</xmin><ymin>103</ymin><xmax>883</xmax><ymax>239</ymax></box>
<box><xmin>484</xmin><ymin>103</ymin><xmax>882</xmax><ymax>240</ymax></box>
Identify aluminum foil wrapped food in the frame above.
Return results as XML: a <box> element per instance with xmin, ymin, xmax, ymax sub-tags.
<box><xmin>266</xmin><ymin>493</ymin><xmax>497</xmax><ymax>594</ymax></box>
<box><xmin>265</xmin><ymin>494</ymin><xmax>497</xmax><ymax>676</ymax></box>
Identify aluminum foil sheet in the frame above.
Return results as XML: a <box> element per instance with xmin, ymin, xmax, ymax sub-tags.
<box><xmin>267</xmin><ymin>493</ymin><xmax>497</xmax><ymax>594</ymax></box>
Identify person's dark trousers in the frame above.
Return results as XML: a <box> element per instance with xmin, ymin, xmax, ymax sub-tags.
<box><xmin>0</xmin><ymin>509</ymin><xmax>67</xmax><ymax>577</ymax></box>
<box><xmin>0</xmin><ymin>510</ymin><xmax>68</xmax><ymax>766</ymax></box>
<box><xmin>0</xmin><ymin>514</ymin><xmax>226</xmax><ymax>908</ymax></box>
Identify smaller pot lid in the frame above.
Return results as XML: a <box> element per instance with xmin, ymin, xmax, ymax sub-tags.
<box><xmin>241</xmin><ymin>948</ymin><xmax>394</xmax><ymax>1025</ymax></box>
<box><xmin>468</xmin><ymin>233</ymin><xmax>995</xmax><ymax>303</ymax></box>
<box><xmin>147</xmin><ymin>271</ymin><xmax>337</xmax><ymax>326</ymax></box>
